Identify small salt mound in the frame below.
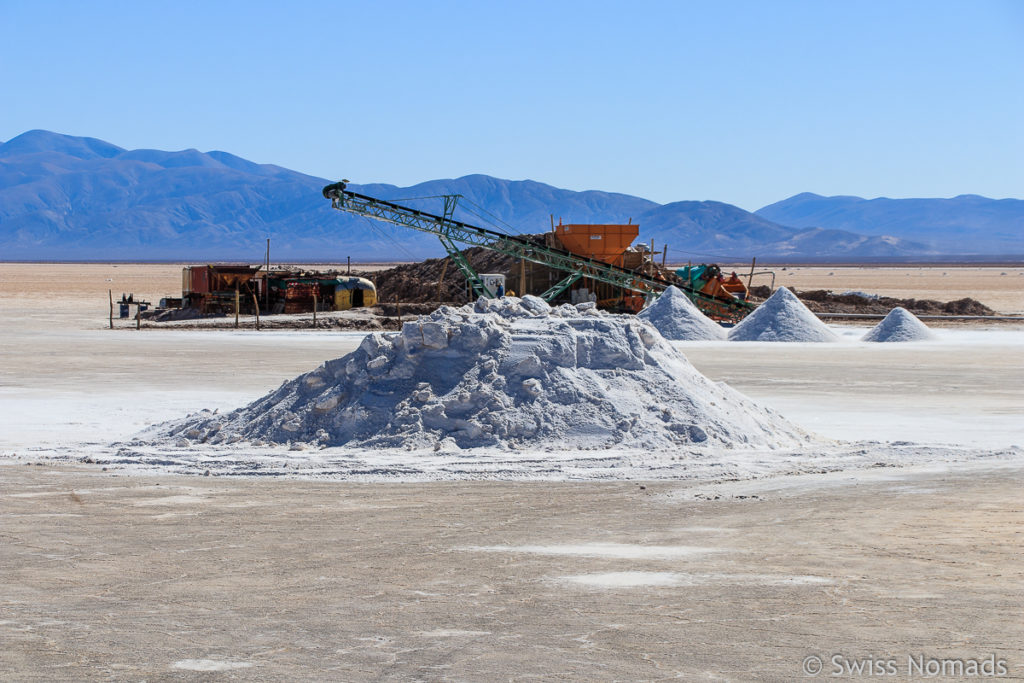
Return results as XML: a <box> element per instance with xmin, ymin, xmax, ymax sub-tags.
<box><xmin>862</xmin><ymin>307</ymin><xmax>935</xmax><ymax>342</ymax></box>
<box><xmin>728</xmin><ymin>287</ymin><xmax>839</xmax><ymax>343</ymax></box>
<box><xmin>638</xmin><ymin>286</ymin><xmax>726</xmax><ymax>341</ymax></box>
<box><xmin>143</xmin><ymin>296</ymin><xmax>813</xmax><ymax>451</ymax></box>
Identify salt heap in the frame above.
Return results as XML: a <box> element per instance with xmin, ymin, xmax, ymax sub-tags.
<box><xmin>862</xmin><ymin>307</ymin><xmax>935</xmax><ymax>342</ymax></box>
<box><xmin>728</xmin><ymin>287</ymin><xmax>839</xmax><ymax>342</ymax></box>
<box><xmin>638</xmin><ymin>286</ymin><xmax>726</xmax><ymax>341</ymax></box>
<box><xmin>145</xmin><ymin>296</ymin><xmax>812</xmax><ymax>451</ymax></box>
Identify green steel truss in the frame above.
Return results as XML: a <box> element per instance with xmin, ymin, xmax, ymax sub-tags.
<box><xmin>436</xmin><ymin>194</ymin><xmax>495</xmax><ymax>299</ymax></box>
<box><xmin>324</xmin><ymin>186</ymin><xmax>755</xmax><ymax>318</ymax></box>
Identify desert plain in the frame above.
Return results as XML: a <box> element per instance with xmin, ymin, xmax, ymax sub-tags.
<box><xmin>1</xmin><ymin>262</ymin><xmax>1022</xmax><ymax>680</ymax></box>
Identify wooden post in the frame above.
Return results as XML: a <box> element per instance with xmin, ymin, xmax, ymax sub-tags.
<box><xmin>264</xmin><ymin>238</ymin><xmax>270</xmax><ymax>307</ymax></box>
<box><xmin>251</xmin><ymin>291</ymin><xmax>261</xmax><ymax>330</ymax></box>
<box><xmin>347</xmin><ymin>256</ymin><xmax>351</xmax><ymax>275</ymax></box>
<box><xmin>234</xmin><ymin>284</ymin><xmax>240</xmax><ymax>329</ymax></box>
<box><xmin>649</xmin><ymin>239</ymin><xmax>655</xmax><ymax>277</ymax></box>
<box><xmin>313</xmin><ymin>287</ymin><xmax>318</xmax><ymax>326</ymax></box>
<box><xmin>519</xmin><ymin>257</ymin><xmax>526</xmax><ymax>296</ymax></box>
<box><xmin>396</xmin><ymin>294</ymin><xmax>402</xmax><ymax>325</ymax></box>
<box><xmin>109</xmin><ymin>290</ymin><xmax>113</xmax><ymax>329</ymax></box>
<box><xmin>135</xmin><ymin>304</ymin><xmax>140</xmax><ymax>330</ymax></box>
<box><xmin>747</xmin><ymin>257</ymin><xmax>757</xmax><ymax>289</ymax></box>
<box><xmin>662</xmin><ymin>244</ymin><xmax>668</xmax><ymax>268</ymax></box>
<box><xmin>437</xmin><ymin>259</ymin><xmax>449</xmax><ymax>305</ymax></box>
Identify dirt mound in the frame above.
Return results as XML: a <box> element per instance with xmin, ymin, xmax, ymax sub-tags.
<box><xmin>789</xmin><ymin>288</ymin><xmax>996</xmax><ymax>316</ymax></box>
<box><xmin>939</xmin><ymin>298</ymin><xmax>997</xmax><ymax>315</ymax></box>
<box><xmin>356</xmin><ymin>248</ymin><xmax>518</xmax><ymax>305</ymax></box>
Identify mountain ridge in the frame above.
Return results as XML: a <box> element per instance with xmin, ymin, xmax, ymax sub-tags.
<box><xmin>3</xmin><ymin>129</ymin><xmax>1013</xmax><ymax>262</ymax></box>
<box><xmin>757</xmin><ymin>192</ymin><xmax>1023</xmax><ymax>254</ymax></box>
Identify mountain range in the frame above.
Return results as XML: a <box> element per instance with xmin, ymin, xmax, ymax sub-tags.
<box><xmin>1</xmin><ymin>130</ymin><xmax>1020</xmax><ymax>262</ymax></box>
<box><xmin>757</xmin><ymin>192</ymin><xmax>1023</xmax><ymax>255</ymax></box>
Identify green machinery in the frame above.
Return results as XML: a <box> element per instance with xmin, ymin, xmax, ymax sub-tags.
<box><xmin>322</xmin><ymin>182</ymin><xmax>756</xmax><ymax>321</ymax></box>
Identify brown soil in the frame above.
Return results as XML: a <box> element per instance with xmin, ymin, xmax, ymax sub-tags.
<box><xmin>138</xmin><ymin>275</ymin><xmax>1010</xmax><ymax>332</ymax></box>
<box><xmin>355</xmin><ymin>236</ymin><xmax>677</xmax><ymax>307</ymax></box>
<box><xmin>752</xmin><ymin>265</ymin><xmax>1024</xmax><ymax>314</ymax></box>
<box><xmin>354</xmin><ymin>247</ymin><xmax>519</xmax><ymax>305</ymax></box>
<box><xmin>748</xmin><ymin>285</ymin><xmax>998</xmax><ymax>316</ymax></box>
<box><xmin>4</xmin><ymin>263</ymin><xmax>1018</xmax><ymax>336</ymax></box>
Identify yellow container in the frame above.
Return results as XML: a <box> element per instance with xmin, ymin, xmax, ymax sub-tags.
<box><xmin>332</xmin><ymin>278</ymin><xmax>376</xmax><ymax>310</ymax></box>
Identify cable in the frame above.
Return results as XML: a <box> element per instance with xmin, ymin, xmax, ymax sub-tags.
<box><xmin>380</xmin><ymin>195</ymin><xmax>450</xmax><ymax>204</ymax></box>
<box><xmin>456</xmin><ymin>204</ymin><xmax>518</xmax><ymax>237</ymax></box>
<box><xmin>356</xmin><ymin>214</ymin><xmax>420</xmax><ymax>262</ymax></box>
<box><xmin>458</xmin><ymin>197</ymin><xmax>523</xmax><ymax>236</ymax></box>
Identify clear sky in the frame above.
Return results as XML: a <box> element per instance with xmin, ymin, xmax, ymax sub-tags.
<box><xmin>1</xmin><ymin>0</ymin><xmax>1021</xmax><ymax>210</ymax></box>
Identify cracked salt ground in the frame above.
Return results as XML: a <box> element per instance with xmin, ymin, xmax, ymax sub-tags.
<box><xmin>465</xmin><ymin>543</ymin><xmax>728</xmax><ymax>559</ymax></box>
<box><xmin>563</xmin><ymin>572</ymin><xmax>683</xmax><ymax>587</ymax></box>
<box><xmin>138</xmin><ymin>296</ymin><xmax>815</xmax><ymax>452</ymax></box>
<box><xmin>172</xmin><ymin>659</ymin><xmax>254</xmax><ymax>672</ymax></box>
<box><xmin>559</xmin><ymin>572</ymin><xmax>833</xmax><ymax>588</ymax></box>
<box><xmin>467</xmin><ymin>542</ymin><xmax>832</xmax><ymax>589</ymax></box>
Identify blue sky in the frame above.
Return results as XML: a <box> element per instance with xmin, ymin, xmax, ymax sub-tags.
<box><xmin>2</xmin><ymin>0</ymin><xmax>1021</xmax><ymax>210</ymax></box>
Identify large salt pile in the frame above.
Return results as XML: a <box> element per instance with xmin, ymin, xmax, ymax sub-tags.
<box><xmin>638</xmin><ymin>286</ymin><xmax>726</xmax><ymax>341</ymax></box>
<box><xmin>862</xmin><ymin>307</ymin><xmax>936</xmax><ymax>342</ymax></box>
<box><xmin>728</xmin><ymin>287</ymin><xmax>839</xmax><ymax>342</ymax></box>
<box><xmin>143</xmin><ymin>296</ymin><xmax>813</xmax><ymax>451</ymax></box>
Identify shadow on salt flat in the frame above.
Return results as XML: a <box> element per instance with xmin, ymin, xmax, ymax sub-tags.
<box><xmin>465</xmin><ymin>543</ymin><xmax>729</xmax><ymax>559</ymax></box>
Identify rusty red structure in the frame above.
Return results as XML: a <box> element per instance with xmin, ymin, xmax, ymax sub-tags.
<box><xmin>177</xmin><ymin>265</ymin><xmax>376</xmax><ymax>315</ymax></box>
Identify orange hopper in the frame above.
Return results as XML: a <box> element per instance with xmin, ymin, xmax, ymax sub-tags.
<box><xmin>554</xmin><ymin>221</ymin><xmax>639</xmax><ymax>266</ymax></box>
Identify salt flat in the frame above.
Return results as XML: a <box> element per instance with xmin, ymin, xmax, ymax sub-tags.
<box><xmin>3</xmin><ymin>317</ymin><xmax>1020</xmax><ymax>463</ymax></box>
<box><xmin>1</xmin><ymin>263</ymin><xmax>1020</xmax><ymax>474</ymax></box>
<box><xmin>1</xmin><ymin>462</ymin><xmax>1021</xmax><ymax>680</ymax></box>
<box><xmin>1</xmin><ymin>263</ymin><xmax>1023</xmax><ymax>679</ymax></box>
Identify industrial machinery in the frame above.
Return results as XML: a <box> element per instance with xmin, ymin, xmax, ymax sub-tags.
<box><xmin>177</xmin><ymin>264</ymin><xmax>376</xmax><ymax>315</ymax></box>
<box><xmin>322</xmin><ymin>182</ymin><xmax>756</xmax><ymax>322</ymax></box>
<box><xmin>182</xmin><ymin>264</ymin><xmax>263</xmax><ymax>314</ymax></box>
<box><xmin>675</xmin><ymin>264</ymin><xmax>753</xmax><ymax>319</ymax></box>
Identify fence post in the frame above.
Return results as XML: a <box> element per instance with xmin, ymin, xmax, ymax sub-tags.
<box><xmin>251</xmin><ymin>291</ymin><xmax>261</xmax><ymax>330</ymax></box>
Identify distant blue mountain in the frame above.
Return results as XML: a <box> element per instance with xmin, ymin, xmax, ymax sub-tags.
<box><xmin>757</xmin><ymin>192</ymin><xmax>1024</xmax><ymax>255</ymax></box>
<box><xmin>0</xmin><ymin>130</ymin><xmax>949</xmax><ymax>262</ymax></box>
